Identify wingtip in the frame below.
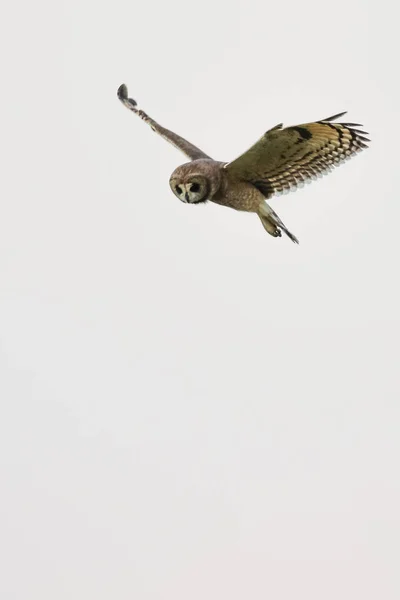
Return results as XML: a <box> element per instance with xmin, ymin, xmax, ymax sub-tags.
<box><xmin>117</xmin><ymin>83</ymin><xmax>137</xmax><ymax>107</ymax></box>
<box><xmin>321</xmin><ymin>111</ymin><xmax>348</xmax><ymax>122</ymax></box>
<box><xmin>117</xmin><ymin>83</ymin><xmax>127</xmax><ymax>99</ymax></box>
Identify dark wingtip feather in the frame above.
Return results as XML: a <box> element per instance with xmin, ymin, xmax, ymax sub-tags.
<box><xmin>347</xmin><ymin>128</ymin><xmax>369</xmax><ymax>135</ymax></box>
<box><xmin>320</xmin><ymin>112</ymin><xmax>371</xmax><ymax>146</ymax></box>
<box><xmin>321</xmin><ymin>111</ymin><xmax>347</xmax><ymax>122</ymax></box>
<box><xmin>117</xmin><ymin>83</ymin><xmax>137</xmax><ymax>107</ymax></box>
<box><xmin>117</xmin><ymin>83</ymin><xmax>128</xmax><ymax>99</ymax></box>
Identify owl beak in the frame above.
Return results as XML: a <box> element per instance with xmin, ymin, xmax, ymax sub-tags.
<box><xmin>185</xmin><ymin>192</ymin><xmax>189</xmax><ymax>202</ymax></box>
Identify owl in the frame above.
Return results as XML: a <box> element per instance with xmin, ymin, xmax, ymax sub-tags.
<box><xmin>117</xmin><ymin>84</ymin><xmax>369</xmax><ymax>243</ymax></box>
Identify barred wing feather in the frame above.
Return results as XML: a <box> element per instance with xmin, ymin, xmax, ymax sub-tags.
<box><xmin>225</xmin><ymin>113</ymin><xmax>369</xmax><ymax>198</ymax></box>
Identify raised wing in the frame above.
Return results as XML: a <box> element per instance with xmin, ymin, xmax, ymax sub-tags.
<box><xmin>117</xmin><ymin>84</ymin><xmax>211</xmax><ymax>161</ymax></box>
<box><xmin>225</xmin><ymin>112</ymin><xmax>369</xmax><ymax>198</ymax></box>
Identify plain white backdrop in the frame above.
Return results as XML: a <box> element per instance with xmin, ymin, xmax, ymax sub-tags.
<box><xmin>1</xmin><ymin>0</ymin><xmax>399</xmax><ymax>598</ymax></box>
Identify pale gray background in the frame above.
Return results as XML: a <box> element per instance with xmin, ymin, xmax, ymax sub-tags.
<box><xmin>1</xmin><ymin>0</ymin><xmax>399</xmax><ymax>598</ymax></box>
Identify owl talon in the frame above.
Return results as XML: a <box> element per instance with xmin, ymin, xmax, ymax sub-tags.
<box><xmin>258</xmin><ymin>202</ymin><xmax>299</xmax><ymax>243</ymax></box>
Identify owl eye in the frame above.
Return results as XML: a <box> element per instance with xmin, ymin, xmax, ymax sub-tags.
<box><xmin>190</xmin><ymin>183</ymin><xmax>200</xmax><ymax>193</ymax></box>
<box><xmin>175</xmin><ymin>185</ymin><xmax>183</xmax><ymax>195</ymax></box>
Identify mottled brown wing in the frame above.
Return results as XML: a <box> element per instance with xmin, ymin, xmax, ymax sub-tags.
<box><xmin>118</xmin><ymin>84</ymin><xmax>211</xmax><ymax>161</ymax></box>
<box><xmin>225</xmin><ymin>113</ymin><xmax>369</xmax><ymax>198</ymax></box>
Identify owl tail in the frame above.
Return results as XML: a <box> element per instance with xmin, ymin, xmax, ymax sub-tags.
<box><xmin>258</xmin><ymin>202</ymin><xmax>299</xmax><ymax>244</ymax></box>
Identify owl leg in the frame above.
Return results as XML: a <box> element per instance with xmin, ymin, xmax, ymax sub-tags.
<box><xmin>258</xmin><ymin>202</ymin><xmax>299</xmax><ymax>244</ymax></box>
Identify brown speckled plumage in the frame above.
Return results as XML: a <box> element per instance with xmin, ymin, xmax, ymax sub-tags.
<box><xmin>118</xmin><ymin>84</ymin><xmax>369</xmax><ymax>244</ymax></box>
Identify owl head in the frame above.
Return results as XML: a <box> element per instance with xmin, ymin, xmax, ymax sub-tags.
<box><xmin>169</xmin><ymin>160</ymin><xmax>222</xmax><ymax>204</ymax></box>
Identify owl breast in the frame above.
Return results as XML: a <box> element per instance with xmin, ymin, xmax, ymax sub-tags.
<box><xmin>212</xmin><ymin>175</ymin><xmax>265</xmax><ymax>213</ymax></box>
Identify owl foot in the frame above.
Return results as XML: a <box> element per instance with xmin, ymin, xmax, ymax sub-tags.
<box><xmin>258</xmin><ymin>202</ymin><xmax>299</xmax><ymax>244</ymax></box>
<box><xmin>266</xmin><ymin>226</ymin><xmax>282</xmax><ymax>238</ymax></box>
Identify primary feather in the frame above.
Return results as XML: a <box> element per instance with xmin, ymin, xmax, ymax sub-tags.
<box><xmin>225</xmin><ymin>113</ymin><xmax>370</xmax><ymax>198</ymax></box>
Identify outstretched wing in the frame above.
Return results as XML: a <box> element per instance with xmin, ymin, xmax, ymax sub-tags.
<box><xmin>117</xmin><ymin>84</ymin><xmax>211</xmax><ymax>161</ymax></box>
<box><xmin>225</xmin><ymin>112</ymin><xmax>369</xmax><ymax>198</ymax></box>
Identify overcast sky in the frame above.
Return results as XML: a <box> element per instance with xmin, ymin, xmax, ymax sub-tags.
<box><xmin>1</xmin><ymin>0</ymin><xmax>399</xmax><ymax>598</ymax></box>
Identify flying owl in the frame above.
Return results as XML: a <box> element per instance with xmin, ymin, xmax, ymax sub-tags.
<box><xmin>117</xmin><ymin>84</ymin><xmax>369</xmax><ymax>243</ymax></box>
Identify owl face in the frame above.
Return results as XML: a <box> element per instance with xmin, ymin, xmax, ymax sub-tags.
<box><xmin>169</xmin><ymin>175</ymin><xmax>209</xmax><ymax>204</ymax></box>
<box><xmin>169</xmin><ymin>160</ymin><xmax>223</xmax><ymax>205</ymax></box>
